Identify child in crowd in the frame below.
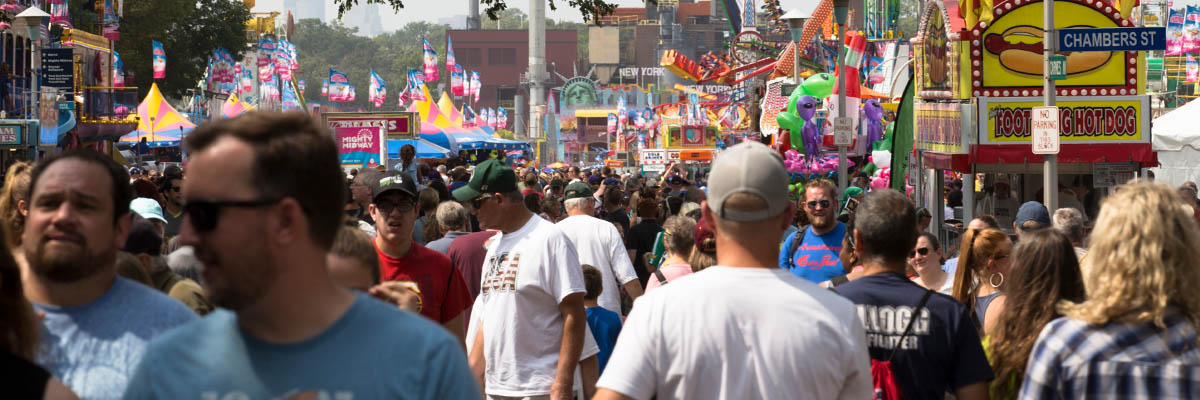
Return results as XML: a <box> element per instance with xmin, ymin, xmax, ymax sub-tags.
<box><xmin>583</xmin><ymin>264</ymin><xmax>622</xmax><ymax>374</ymax></box>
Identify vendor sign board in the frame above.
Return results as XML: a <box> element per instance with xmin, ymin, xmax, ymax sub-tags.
<box><xmin>1093</xmin><ymin>162</ymin><xmax>1139</xmax><ymax>187</ymax></box>
<box><xmin>334</xmin><ymin>126</ymin><xmax>385</xmax><ymax>168</ymax></box>
<box><xmin>913</xmin><ymin>0</ymin><xmax>968</xmax><ymax>100</ymax></box>
<box><xmin>322</xmin><ymin>112</ymin><xmax>417</xmax><ymax>140</ymax></box>
<box><xmin>914</xmin><ymin>102</ymin><xmax>973</xmax><ymax>154</ymax></box>
<box><xmin>978</xmin><ymin>96</ymin><xmax>1150</xmax><ymax>145</ymax></box>
<box><xmin>968</xmin><ymin>0</ymin><xmax>1141</xmax><ymax>97</ymax></box>
<box><xmin>0</xmin><ymin>125</ymin><xmax>21</xmax><ymax>145</ymax></box>
<box><xmin>640</xmin><ymin>149</ymin><xmax>667</xmax><ymax>165</ymax></box>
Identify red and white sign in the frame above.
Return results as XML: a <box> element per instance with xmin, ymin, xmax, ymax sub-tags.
<box><xmin>640</xmin><ymin>149</ymin><xmax>667</xmax><ymax>165</ymax></box>
<box><xmin>1031</xmin><ymin>106</ymin><xmax>1060</xmax><ymax>154</ymax></box>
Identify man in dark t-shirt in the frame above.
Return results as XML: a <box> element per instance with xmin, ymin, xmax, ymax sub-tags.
<box><xmin>835</xmin><ymin>190</ymin><xmax>992</xmax><ymax>400</ymax></box>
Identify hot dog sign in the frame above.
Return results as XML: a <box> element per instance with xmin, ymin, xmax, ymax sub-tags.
<box><xmin>967</xmin><ymin>0</ymin><xmax>1141</xmax><ymax>97</ymax></box>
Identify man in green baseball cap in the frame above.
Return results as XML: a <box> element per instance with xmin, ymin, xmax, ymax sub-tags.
<box><xmin>455</xmin><ymin>159</ymin><xmax>601</xmax><ymax>398</ymax></box>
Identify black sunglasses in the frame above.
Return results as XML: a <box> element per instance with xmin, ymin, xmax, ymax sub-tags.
<box><xmin>183</xmin><ymin>198</ymin><xmax>282</xmax><ymax>232</ymax></box>
<box><xmin>470</xmin><ymin>194</ymin><xmax>493</xmax><ymax>210</ymax></box>
<box><xmin>374</xmin><ymin>199</ymin><xmax>415</xmax><ymax>214</ymax></box>
<box><xmin>909</xmin><ymin>247</ymin><xmax>931</xmax><ymax>258</ymax></box>
<box><xmin>806</xmin><ymin>200</ymin><xmax>832</xmax><ymax>209</ymax></box>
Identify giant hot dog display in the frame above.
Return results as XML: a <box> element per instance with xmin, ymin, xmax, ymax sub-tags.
<box><xmin>983</xmin><ymin>25</ymin><xmax>1112</xmax><ymax>76</ymax></box>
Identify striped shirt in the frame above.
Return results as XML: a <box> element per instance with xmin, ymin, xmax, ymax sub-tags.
<box><xmin>1020</xmin><ymin>309</ymin><xmax>1200</xmax><ymax>399</ymax></box>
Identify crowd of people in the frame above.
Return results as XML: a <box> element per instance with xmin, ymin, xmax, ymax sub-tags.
<box><xmin>1</xmin><ymin>110</ymin><xmax>1198</xmax><ymax>399</ymax></box>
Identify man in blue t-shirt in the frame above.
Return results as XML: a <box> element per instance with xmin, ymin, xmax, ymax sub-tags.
<box><xmin>122</xmin><ymin>113</ymin><xmax>478</xmax><ymax>399</ymax></box>
<box><xmin>779</xmin><ymin>179</ymin><xmax>846</xmax><ymax>284</ymax></box>
<box><xmin>582</xmin><ymin>265</ymin><xmax>622</xmax><ymax>373</ymax></box>
<box><xmin>834</xmin><ymin>190</ymin><xmax>993</xmax><ymax>400</ymax></box>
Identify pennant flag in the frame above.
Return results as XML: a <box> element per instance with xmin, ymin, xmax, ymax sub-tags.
<box><xmin>112</xmin><ymin>50</ymin><xmax>125</xmax><ymax>87</ymax></box>
<box><xmin>329</xmin><ymin>69</ymin><xmax>352</xmax><ymax>102</ymax></box>
<box><xmin>1187</xmin><ymin>6</ymin><xmax>1200</xmax><ymax>54</ymax></box>
<box><xmin>49</xmin><ymin>0</ymin><xmax>72</xmax><ymax>28</ymax></box>
<box><xmin>242</xmin><ymin>64</ymin><xmax>254</xmax><ymax>94</ymax></box>
<box><xmin>258</xmin><ymin>38</ymin><xmax>276</xmax><ymax>67</ymax></box>
<box><xmin>1188</xmin><ymin>55</ymin><xmax>1198</xmax><ymax>83</ymax></box>
<box><xmin>369</xmin><ymin>69</ymin><xmax>387</xmax><ymax>107</ymax></box>
<box><xmin>607</xmin><ymin>113</ymin><xmax>618</xmax><ymax>134</ymax></box>
<box><xmin>407</xmin><ymin>69</ymin><xmax>427</xmax><ymax>102</ymax></box>
<box><xmin>102</xmin><ymin>0</ymin><xmax>119</xmax><ymax>40</ymax></box>
<box><xmin>446</xmin><ymin>37</ymin><xmax>460</xmax><ymax>73</ymax></box>
<box><xmin>470</xmin><ymin>71</ymin><xmax>481</xmax><ymax>102</ymax></box>
<box><xmin>463</xmin><ymin>105</ymin><xmax>476</xmax><ymax>126</ymax></box>
<box><xmin>282</xmin><ymin>81</ymin><xmax>301</xmax><ymax>111</ymax></box>
<box><xmin>1169</xmin><ymin>8</ymin><xmax>1185</xmax><ymax>56</ymax></box>
<box><xmin>152</xmin><ymin>40</ymin><xmax>166</xmax><ymax>79</ymax></box>
<box><xmin>450</xmin><ymin>70</ymin><xmax>464</xmax><ymax>96</ymax></box>
<box><xmin>276</xmin><ymin>40</ymin><xmax>295</xmax><ymax>81</ymax></box>
<box><xmin>423</xmin><ymin>38</ymin><xmax>439</xmax><ymax>82</ymax></box>
<box><xmin>298</xmin><ymin>79</ymin><xmax>307</xmax><ymax>93</ymax></box>
<box><xmin>259</xmin><ymin>63</ymin><xmax>273</xmax><ymax>83</ymax></box>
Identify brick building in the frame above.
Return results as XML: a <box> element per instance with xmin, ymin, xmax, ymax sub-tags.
<box><xmin>446</xmin><ymin>29</ymin><xmax>579</xmax><ymax>112</ymax></box>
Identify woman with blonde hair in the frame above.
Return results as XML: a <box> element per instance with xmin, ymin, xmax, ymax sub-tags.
<box><xmin>644</xmin><ymin>216</ymin><xmax>696</xmax><ymax>293</ymax></box>
<box><xmin>951</xmin><ymin>227</ymin><xmax>1013</xmax><ymax>334</ymax></box>
<box><xmin>0</xmin><ymin>161</ymin><xmax>31</xmax><ymax>248</ymax></box>
<box><xmin>1021</xmin><ymin>181</ymin><xmax>1200</xmax><ymax>398</ymax></box>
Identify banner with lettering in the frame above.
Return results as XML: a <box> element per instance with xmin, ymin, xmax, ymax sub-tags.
<box><xmin>369</xmin><ymin>69</ymin><xmax>386</xmax><ymax>107</ymax></box>
<box><xmin>423</xmin><ymin>38</ymin><xmax>439</xmax><ymax>82</ymax></box>
<box><xmin>329</xmin><ymin>69</ymin><xmax>352</xmax><ymax>102</ymax></box>
<box><xmin>1186</xmin><ymin>6</ymin><xmax>1200</xmax><ymax>53</ymax></box>
<box><xmin>1187</xmin><ymin>55</ymin><xmax>1198</xmax><ymax>82</ymax></box>
<box><xmin>407</xmin><ymin>69</ymin><xmax>427</xmax><ymax>102</ymax></box>
<box><xmin>335</xmin><ymin>126</ymin><xmax>385</xmax><ymax>168</ymax></box>
<box><xmin>446</xmin><ymin>37</ymin><xmax>460</xmax><ymax>73</ymax></box>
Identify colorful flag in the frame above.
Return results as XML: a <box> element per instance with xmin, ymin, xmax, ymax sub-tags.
<box><xmin>276</xmin><ymin>40</ymin><xmax>295</xmax><ymax>81</ymax></box>
<box><xmin>282</xmin><ymin>81</ymin><xmax>300</xmax><ymax>111</ymax></box>
<box><xmin>607</xmin><ymin>113</ymin><xmax>618</xmax><ymax>134</ymax></box>
<box><xmin>321</xmin><ymin>80</ymin><xmax>329</xmax><ymax>97</ymax></box>
<box><xmin>102</xmin><ymin>0</ymin><xmax>119</xmax><ymax>40</ymax></box>
<box><xmin>242</xmin><ymin>64</ymin><xmax>254</xmax><ymax>94</ymax></box>
<box><xmin>112</xmin><ymin>50</ymin><xmax>124</xmax><ymax>87</ymax></box>
<box><xmin>423</xmin><ymin>38</ymin><xmax>439</xmax><ymax>82</ymax></box>
<box><xmin>407</xmin><ymin>69</ymin><xmax>427</xmax><ymax>102</ymax></box>
<box><xmin>469</xmin><ymin>71</ymin><xmax>481</xmax><ymax>102</ymax></box>
<box><xmin>1186</xmin><ymin>6</ymin><xmax>1200</xmax><ymax>53</ymax></box>
<box><xmin>258</xmin><ymin>38</ymin><xmax>276</xmax><ymax>67</ymax></box>
<box><xmin>1169</xmin><ymin>8</ymin><xmax>1185</xmax><ymax>55</ymax></box>
<box><xmin>152</xmin><ymin>40</ymin><xmax>166</xmax><ymax>79</ymax></box>
<box><xmin>329</xmin><ymin>69</ymin><xmax>352</xmax><ymax>102</ymax></box>
<box><xmin>498</xmin><ymin>107</ymin><xmax>507</xmax><ymax>129</ymax></box>
<box><xmin>369</xmin><ymin>69</ymin><xmax>387</xmax><ymax>107</ymax></box>
<box><xmin>463</xmin><ymin>105</ymin><xmax>476</xmax><ymax>126</ymax></box>
<box><xmin>450</xmin><ymin>70</ymin><xmax>464</xmax><ymax>96</ymax></box>
<box><xmin>1188</xmin><ymin>55</ymin><xmax>1198</xmax><ymax>82</ymax></box>
<box><xmin>49</xmin><ymin>0</ymin><xmax>71</xmax><ymax>28</ymax></box>
<box><xmin>299</xmin><ymin>79</ymin><xmax>307</xmax><ymax>93</ymax></box>
<box><xmin>446</xmin><ymin>37</ymin><xmax>460</xmax><ymax>73</ymax></box>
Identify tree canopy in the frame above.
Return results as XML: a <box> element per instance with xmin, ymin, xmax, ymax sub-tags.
<box><xmin>330</xmin><ymin>0</ymin><xmax>619</xmax><ymax>23</ymax></box>
<box><xmin>116</xmin><ymin>0</ymin><xmax>251</xmax><ymax>99</ymax></box>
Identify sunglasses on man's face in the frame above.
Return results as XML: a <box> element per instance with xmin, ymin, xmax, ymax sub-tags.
<box><xmin>183</xmin><ymin>198</ymin><xmax>281</xmax><ymax>232</ymax></box>
<box><xmin>806</xmin><ymin>200</ymin><xmax>832</xmax><ymax>209</ymax></box>
<box><xmin>470</xmin><ymin>195</ymin><xmax>493</xmax><ymax>210</ymax></box>
<box><xmin>374</xmin><ymin>199</ymin><xmax>415</xmax><ymax>215</ymax></box>
<box><xmin>909</xmin><ymin>247</ymin><xmax>930</xmax><ymax>258</ymax></box>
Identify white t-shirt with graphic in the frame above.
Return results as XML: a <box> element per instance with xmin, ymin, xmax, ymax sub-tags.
<box><xmin>467</xmin><ymin>215</ymin><xmax>600</xmax><ymax>397</ymax></box>
<box><xmin>598</xmin><ymin>266</ymin><xmax>873</xmax><ymax>399</ymax></box>
<box><xmin>557</xmin><ymin>215</ymin><xmax>639</xmax><ymax>315</ymax></box>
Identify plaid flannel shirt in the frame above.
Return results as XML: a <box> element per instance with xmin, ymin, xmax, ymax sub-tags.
<box><xmin>1020</xmin><ymin>310</ymin><xmax>1200</xmax><ymax>399</ymax></box>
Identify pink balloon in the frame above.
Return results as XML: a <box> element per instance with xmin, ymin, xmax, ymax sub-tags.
<box><xmin>870</xmin><ymin>176</ymin><xmax>887</xmax><ymax>189</ymax></box>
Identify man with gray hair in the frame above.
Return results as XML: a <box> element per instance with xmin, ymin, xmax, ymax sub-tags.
<box><xmin>557</xmin><ymin>181</ymin><xmax>643</xmax><ymax>316</ymax></box>
<box><xmin>1053</xmin><ymin>208</ymin><xmax>1088</xmax><ymax>260</ymax></box>
<box><xmin>425</xmin><ymin>201</ymin><xmax>471</xmax><ymax>254</ymax></box>
<box><xmin>596</xmin><ymin>142</ymin><xmax>871</xmax><ymax>399</ymax></box>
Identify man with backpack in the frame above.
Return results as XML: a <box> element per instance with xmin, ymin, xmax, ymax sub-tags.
<box><xmin>779</xmin><ymin>178</ymin><xmax>847</xmax><ymax>284</ymax></box>
<box><xmin>834</xmin><ymin>189</ymin><xmax>992</xmax><ymax>400</ymax></box>
<box><xmin>596</xmin><ymin>142</ymin><xmax>871</xmax><ymax>399</ymax></box>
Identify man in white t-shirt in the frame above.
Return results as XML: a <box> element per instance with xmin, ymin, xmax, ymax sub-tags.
<box><xmin>557</xmin><ymin>181</ymin><xmax>643</xmax><ymax>316</ymax></box>
<box><xmin>596</xmin><ymin>141</ymin><xmax>872</xmax><ymax>400</ymax></box>
<box><xmin>455</xmin><ymin>159</ymin><xmax>600</xmax><ymax>400</ymax></box>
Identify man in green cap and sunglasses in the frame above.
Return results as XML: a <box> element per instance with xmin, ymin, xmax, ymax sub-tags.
<box><xmin>454</xmin><ymin>159</ymin><xmax>600</xmax><ymax>399</ymax></box>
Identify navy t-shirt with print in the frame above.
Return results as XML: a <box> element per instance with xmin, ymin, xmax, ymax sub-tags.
<box><xmin>836</xmin><ymin>273</ymin><xmax>993</xmax><ymax>399</ymax></box>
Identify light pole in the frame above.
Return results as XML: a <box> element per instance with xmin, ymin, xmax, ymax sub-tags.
<box><xmin>782</xmin><ymin>9</ymin><xmax>811</xmax><ymax>85</ymax></box>
<box><xmin>833</xmin><ymin>0</ymin><xmax>851</xmax><ymax>193</ymax></box>
<box><xmin>16</xmin><ymin>6</ymin><xmax>48</xmax><ymax>123</ymax></box>
<box><xmin>1042</xmin><ymin>0</ymin><xmax>1059</xmax><ymax>211</ymax></box>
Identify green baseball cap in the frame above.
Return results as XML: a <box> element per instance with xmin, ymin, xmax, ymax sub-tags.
<box><xmin>452</xmin><ymin>159</ymin><xmax>519</xmax><ymax>202</ymax></box>
<box><xmin>563</xmin><ymin>181</ymin><xmax>594</xmax><ymax>200</ymax></box>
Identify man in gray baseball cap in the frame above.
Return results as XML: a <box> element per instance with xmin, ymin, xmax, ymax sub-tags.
<box><xmin>597</xmin><ymin>142</ymin><xmax>871</xmax><ymax>399</ymax></box>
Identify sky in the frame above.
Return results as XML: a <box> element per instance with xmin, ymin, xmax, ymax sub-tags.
<box><xmin>250</xmin><ymin>0</ymin><xmax>824</xmax><ymax>34</ymax></box>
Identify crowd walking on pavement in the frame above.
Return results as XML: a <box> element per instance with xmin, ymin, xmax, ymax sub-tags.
<box><xmin>1</xmin><ymin>111</ymin><xmax>1198</xmax><ymax>399</ymax></box>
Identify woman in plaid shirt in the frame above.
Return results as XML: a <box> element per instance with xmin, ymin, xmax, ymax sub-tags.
<box><xmin>1020</xmin><ymin>181</ymin><xmax>1200</xmax><ymax>399</ymax></box>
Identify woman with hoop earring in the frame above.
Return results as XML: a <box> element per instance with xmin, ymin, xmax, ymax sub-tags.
<box><xmin>950</xmin><ymin>228</ymin><xmax>1013</xmax><ymax>336</ymax></box>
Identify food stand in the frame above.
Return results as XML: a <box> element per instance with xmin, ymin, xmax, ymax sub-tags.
<box><xmin>911</xmin><ymin>0</ymin><xmax>1157</xmax><ymax>233</ymax></box>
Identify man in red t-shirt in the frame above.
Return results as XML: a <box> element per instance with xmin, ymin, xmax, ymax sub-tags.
<box><xmin>368</xmin><ymin>172</ymin><xmax>472</xmax><ymax>343</ymax></box>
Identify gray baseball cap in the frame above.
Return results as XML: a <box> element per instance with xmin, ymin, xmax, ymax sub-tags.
<box><xmin>706</xmin><ymin>141</ymin><xmax>789</xmax><ymax>222</ymax></box>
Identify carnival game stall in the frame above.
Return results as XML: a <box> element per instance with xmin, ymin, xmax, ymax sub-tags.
<box><xmin>911</xmin><ymin>0</ymin><xmax>1157</xmax><ymax>233</ymax></box>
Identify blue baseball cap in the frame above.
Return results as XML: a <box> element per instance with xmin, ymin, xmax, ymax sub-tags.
<box><xmin>130</xmin><ymin>197</ymin><xmax>167</xmax><ymax>224</ymax></box>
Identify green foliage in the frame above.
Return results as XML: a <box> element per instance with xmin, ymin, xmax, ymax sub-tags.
<box><xmin>116</xmin><ymin>0</ymin><xmax>250</xmax><ymax>99</ymax></box>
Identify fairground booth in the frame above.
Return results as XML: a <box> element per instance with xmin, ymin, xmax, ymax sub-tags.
<box><xmin>911</xmin><ymin>0</ymin><xmax>1156</xmax><ymax>236</ymax></box>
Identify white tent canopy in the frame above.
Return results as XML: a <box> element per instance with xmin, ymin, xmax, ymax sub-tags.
<box><xmin>1151</xmin><ymin>99</ymin><xmax>1200</xmax><ymax>186</ymax></box>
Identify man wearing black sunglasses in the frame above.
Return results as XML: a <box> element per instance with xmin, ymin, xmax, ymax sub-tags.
<box><xmin>779</xmin><ymin>178</ymin><xmax>849</xmax><ymax>285</ymax></box>
<box><xmin>124</xmin><ymin>112</ymin><xmax>479</xmax><ymax>398</ymax></box>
